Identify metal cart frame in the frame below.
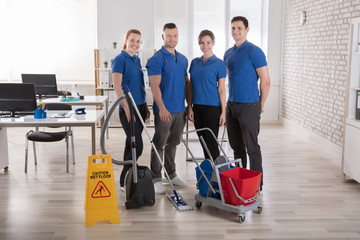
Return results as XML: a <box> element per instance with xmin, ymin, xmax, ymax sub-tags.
<box><xmin>181</xmin><ymin>128</ymin><xmax>262</xmax><ymax>223</ymax></box>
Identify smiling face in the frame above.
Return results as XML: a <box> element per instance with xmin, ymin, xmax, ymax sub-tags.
<box><xmin>231</xmin><ymin>20</ymin><xmax>249</xmax><ymax>43</ymax></box>
<box><xmin>199</xmin><ymin>35</ymin><xmax>214</xmax><ymax>56</ymax></box>
<box><xmin>125</xmin><ymin>33</ymin><xmax>141</xmax><ymax>56</ymax></box>
<box><xmin>162</xmin><ymin>28</ymin><xmax>178</xmax><ymax>50</ymax></box>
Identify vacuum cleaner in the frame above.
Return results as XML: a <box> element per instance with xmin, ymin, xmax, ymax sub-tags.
<box><xmin>100</xmin><ymin>90</ymin><xmax>155</xmax><ymax>209</ymax></box>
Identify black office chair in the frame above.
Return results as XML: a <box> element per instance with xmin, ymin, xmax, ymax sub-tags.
<box><xmin>25</xmin><ymin>103</ymin><xmax>75</xmax><ymax>173</ymax></box>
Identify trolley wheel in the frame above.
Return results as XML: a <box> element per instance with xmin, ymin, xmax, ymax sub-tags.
<box><xmin>238</xmin><ymin>214</ymin><xmax>245</xmax><ymax>223</ymax></box>
<box><xmin>258</xmin><ymin>206</ymin><xmax>262</xmax><ymax>214</ymax></box>
<box><xmin>4</xmin><ymin>166</ymin><xmax>8</xmax><ymax>172</ymax></box>
<box><xmin>195</xmin><ymin>201</ymin><xmax>202</xmax><ymax>209</ymax></box>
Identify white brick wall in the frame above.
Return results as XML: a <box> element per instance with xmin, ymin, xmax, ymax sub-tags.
<box><xmin>282</xmin><ymin>0</ymin><xmax>360</xmax><ymax>146</ymax></box>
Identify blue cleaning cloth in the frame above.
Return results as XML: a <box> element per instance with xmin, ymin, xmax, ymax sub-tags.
<box><xmin>60</xmin><ymin>98</ymin><xmax>80</xmax><ymax>102</ymax></box>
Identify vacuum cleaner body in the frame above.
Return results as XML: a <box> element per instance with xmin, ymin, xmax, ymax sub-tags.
<box><xmin>125</xmin><ymin>165</ymin><xmax>155</xmax><ymax>209</ymax></box>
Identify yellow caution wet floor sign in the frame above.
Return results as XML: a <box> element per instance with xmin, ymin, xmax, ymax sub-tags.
<box><xmin>85</xmin><ymin>154</ymin><xmax>119</xmax><ymax>226</ymax></box>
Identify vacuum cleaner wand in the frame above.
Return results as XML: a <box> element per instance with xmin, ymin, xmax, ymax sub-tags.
<box><xmin>100</xmin><ymin>94</ymin><xmax>134</xmax><ymax>166</ymax></box>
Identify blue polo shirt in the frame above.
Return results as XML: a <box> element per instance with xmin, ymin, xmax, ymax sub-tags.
<box><xmin>112</xmin><ymin>50</ymin><xmax>146</xmax><ymax>107</ymax></box>
<box><xmin>189</xmin><ymin>55</ymin><xmax>226</xmax><ymax>106</ymax></box>
<box><xmin>224</xmin><ymin>40</ymin><xmax>267</xmax><ymax>103</ymax></box>
<box><xmin>146</xmin><ymin>46</ymin><xmax>188</xmax><ymax>113</ymax></box>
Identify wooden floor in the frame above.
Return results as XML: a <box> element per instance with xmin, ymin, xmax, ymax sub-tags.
<box><xmin>1</xmin><ymin>124</ymin><xmax>360</xmax><ymax>240</ymax></box>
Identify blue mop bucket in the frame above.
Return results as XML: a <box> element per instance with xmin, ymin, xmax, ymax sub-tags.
<box><xmin>195</xmin><ymin>160</ymin><xmax>219</xmax><ymax>198</ymax></box>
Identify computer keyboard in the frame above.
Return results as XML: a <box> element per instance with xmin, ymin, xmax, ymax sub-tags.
<box><xmin>38</xmin><ymin>95</ymin><xmax>59</xmax><ymax>99</ymax></box>
<box><xmin>16</xmin><ymin>111</ymin><xmax>35</xmax><ymax>116</ymax></box>
<box><xmin>0</xmin><ymin>111</ymin><xmax>34</xmax><ymax>116</ymax></box>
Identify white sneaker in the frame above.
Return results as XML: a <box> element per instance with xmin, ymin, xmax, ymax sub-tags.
<box><xmin>120</xmin><ymin>186</ymin><xmax>125</xmax><ymax>192</ymax></box>
<box><xmin>170</xmin><ymin>176</ymin><xmax>187</xmax><ymax>186</ymax></box>
<box><xmin>154</xmin><ymin>182</ymin><xmax>166</xmax><ymax>194</ymax></box>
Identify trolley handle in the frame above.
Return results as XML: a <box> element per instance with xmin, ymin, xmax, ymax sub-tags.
<box><xmin>228</xmin><ymin>178</ymin><xmax>258</xmax><ymax>204</ymax></box>
<box><xmin>181</xmin><ymin>127</ymin><xmax>229</xmax><ymax>160</ymax></box>
<box><xmin>214</xmin><ymin>158</ymin><xmax>242</xmax><ymax>170</ymax></box>
<box><xmin>180</xmin><ymin>138</ymin><xmax>216</xmax><ymax>194</ymax></box>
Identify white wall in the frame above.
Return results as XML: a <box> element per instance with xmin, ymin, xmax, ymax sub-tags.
<box><xmin>97</xmin><ymin>0</ymin><xmax>155</xmax><ymax>64</ymax></box>
<box><xmin>262</xmin><ymin>0</ymin><xmax>284</xmax><ymax>122</ymax></box>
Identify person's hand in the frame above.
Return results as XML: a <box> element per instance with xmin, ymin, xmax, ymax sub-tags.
<box><xmin>219</xmin><ymin>112</ymin><xmax>226</xmax><ymax>127</ymax></box>
<box><xmin>124</xmin><ymin>108</ymin><xmax>136</xmax><ymax>123</ymax></box>
<box><xmin>145</xmin><ymin>106</ymin><xmax>151</xmax><ymax>120</ymax></box>
<box><xmin>187</xmin><ymin>106</ymin><xmax>194</xmax><ymax>123</ymax></box>
<box><xmin>261</xmin><ymin>102</ymin><xmax>265</xmax><ymax>113</ymax></box>
<box><xmin>159</xmin><ymin>108</ymin><xmax>172</xmax><ymax>124</ymax></box>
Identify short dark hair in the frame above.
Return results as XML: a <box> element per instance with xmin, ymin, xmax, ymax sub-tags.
<box><xmin>163</xmin><ymin>23</ymin><xmax>177</xmax><ymax>31</ymax></box>
<box><xmin>231</xmin><ymin>16</ymin><xmax>249</xmax><ymax>28</ymax></box>
<box><xmin>198</xmin><ymin>30</ymin><xmax>215</xmax><ymax>44</ymax></box>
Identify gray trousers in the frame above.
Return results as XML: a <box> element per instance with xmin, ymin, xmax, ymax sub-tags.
<box><xmin>151</xmin><ymin>111</ymin><xmax>186</xmax><ymax>183</ymax></box>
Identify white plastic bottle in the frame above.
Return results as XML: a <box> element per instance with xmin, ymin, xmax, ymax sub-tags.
<box><xmin>71</xmin><ymin>84</ymin><xmax>79</xmax><ymax>98</ymax></box>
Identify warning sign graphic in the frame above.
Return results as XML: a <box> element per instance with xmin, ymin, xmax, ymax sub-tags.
<box><xmin>91</xmin><ymin>181</ymin><xmax>111</xmax><ymax>198</ymax></box>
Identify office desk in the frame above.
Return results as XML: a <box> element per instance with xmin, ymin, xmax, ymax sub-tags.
<box><xmin>0</xmin><ymin>128</ymin><xmax>9</xmax><ymax>170</ymax></box>
<box><xmin>41</xmin><ymin>96</ymin><xmax>109</xmax><ymax>138</ymax></box>
<box><xmin>0</xmin><ymin>110</ymin><xmax>105</xmax><ymax>167</ymax></box>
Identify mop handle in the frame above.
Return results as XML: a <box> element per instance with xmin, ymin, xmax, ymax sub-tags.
<box><xmin>125</xmin><ymin>87</ymin><xmax>177</xmax><ymax>194</ymax></box>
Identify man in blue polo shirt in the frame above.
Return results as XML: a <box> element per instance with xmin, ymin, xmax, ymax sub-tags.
<box><xmin>224</xmin><ymin>16</ymin><xmax>270</xmax><ymax>193</ymax></box>
<box><xmin>146</xmin><ymin>23</ymin><xmax>190</xmax><ymax>194</ymax></box>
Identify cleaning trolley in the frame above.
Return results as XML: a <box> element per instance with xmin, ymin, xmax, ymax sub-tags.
<box><xmin>181</xmin><ymin>128</ymin><xmax>262</xmax><ymax>223</ymax></box>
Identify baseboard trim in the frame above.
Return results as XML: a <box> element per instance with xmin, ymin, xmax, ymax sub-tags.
<box><xmin>279</xmin><ymin>116</ymin><xmax>342</xmax><ymax>154</ymax></box>
<box><xmin>261</xmin><ymin>120</ymin><xmax>280</xmax><ymax>124</ymax></box>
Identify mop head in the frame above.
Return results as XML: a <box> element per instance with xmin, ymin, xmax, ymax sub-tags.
<box><xmin>167</xmin><ymin>191</ymin><xmax>194</xmax><ymax>211</ymax></box>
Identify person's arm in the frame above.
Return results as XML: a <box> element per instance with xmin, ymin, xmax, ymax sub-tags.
<box><xmin>217</xmin><ymin>77</ymin><xmax>226</xmax><ymax>127</ymax></box>
<box><xmin>185</xmin><ymin>76</ymin><xmax>194</xmax><ymax>122</ymax></box>
<box><xmin>149</xmin><ymin>75</ymin><xmax>172</xmax><ymax>124</ymax></box>
<box><xmin>256</xmin><ymin>66</ymin><xmax>271</xmax><ymax>113</ymax></box>
<box><xmin>112</xmin><ymin>72</ymin><xmax>132</xmax><ymax>122</ymax></box>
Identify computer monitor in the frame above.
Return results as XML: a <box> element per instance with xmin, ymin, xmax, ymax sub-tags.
<box><xmin>0</xmin><ymin>83</ymin><xmax>37</xmax><ymax>117</ymax></box>
<box><xmin>21</xmin><ymin>74</ymin><xmax>58</xmax><ymax>99</ymax></box>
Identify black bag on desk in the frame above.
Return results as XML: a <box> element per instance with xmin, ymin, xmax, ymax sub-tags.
<box><xmin>124</xmin><ymin>165</ymin><xmax>155</xmax><ymax>209</ymax></box>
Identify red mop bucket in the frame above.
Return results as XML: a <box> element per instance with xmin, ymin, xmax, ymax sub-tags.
<box><xmin>219</xmin><ymin>167</ymin><xmax>262</xmax><ymax>206</ymax></box>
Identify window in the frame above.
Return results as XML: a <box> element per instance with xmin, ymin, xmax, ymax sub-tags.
<box><xmin>155</xmin><ymin>0</ymin><xmax>266</xmax><ymax>62</ymax></box>
<box><xmin>155</xmin><ymin>0</ymin><xmax>189</xmax><ymax>56</ymax></box>
<box><xmin>193</xmin><ymin>0</ymin><xmax>225</xmax><ymax>59</ymax></box>
<box><xmin>229</xmin><ymin>0</ymin><xmax>264</xmax><ymax>49</ymax></box>
<box><xmin>0</xmin><ymin>0</ymin><xmax>97</xmax><ymax>82</ymax></box>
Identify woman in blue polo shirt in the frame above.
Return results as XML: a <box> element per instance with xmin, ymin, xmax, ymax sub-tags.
<box><xmin>188</xmin><ymin>30</ymin><xmax>226</xmax><ymax>160</ymax></box>
<box><xmin>112</xmin><ymin>29</ymin><xmax>150</xmax><ymax>191</ymax></box>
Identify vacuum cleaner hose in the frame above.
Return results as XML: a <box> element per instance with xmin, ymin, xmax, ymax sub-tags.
<box><xmin>100</xmin><ymin>94</ymin><xmax>133</xmax><ymax>166</ymax></box>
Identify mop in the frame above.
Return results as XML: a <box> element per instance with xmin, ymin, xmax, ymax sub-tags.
<box><xmin>125</xmin><ymin>88</ymin><xmax>193</xmax><ymax>211</ymax></box>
